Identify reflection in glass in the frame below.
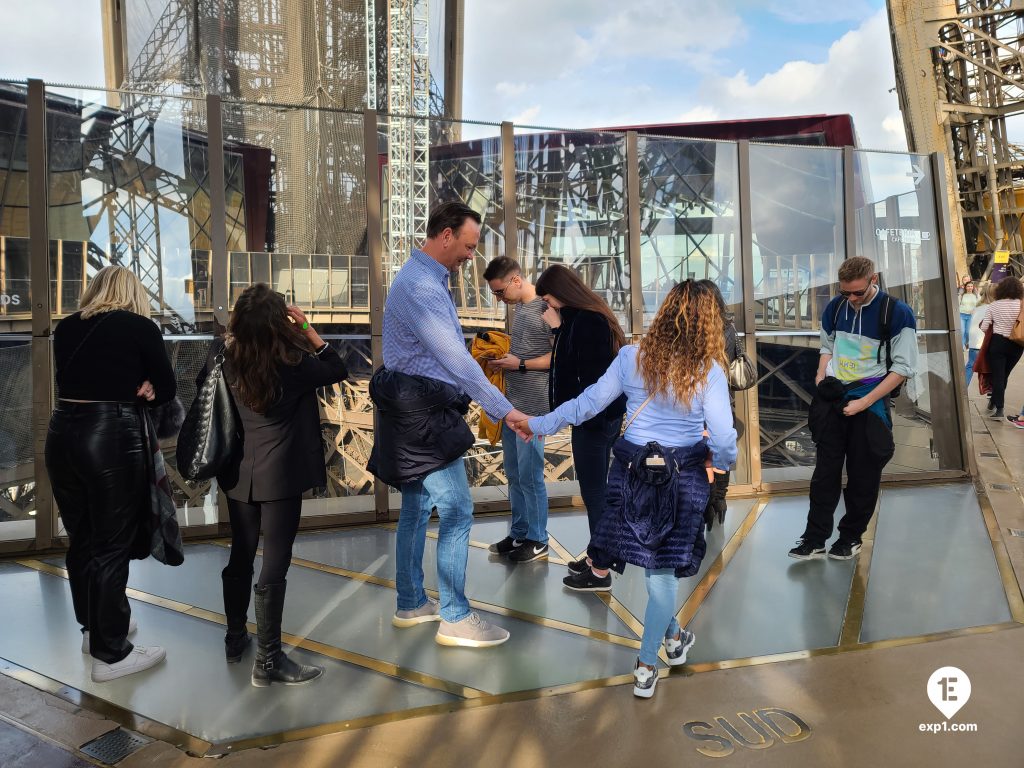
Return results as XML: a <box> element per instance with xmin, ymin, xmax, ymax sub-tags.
<box><xmin>639</xmin><ymin>137</ymin><xmax>741</xmax><ymax>324</ymax></box>
<box><xmin>751</xmin><ymin>144</ymin><xmax>845</xmax><ymax>332</ymax></box>
<box><xmin>515</xmin><ymin>130</ymin><xmax>630</xmax><ymax>330</ymax></box>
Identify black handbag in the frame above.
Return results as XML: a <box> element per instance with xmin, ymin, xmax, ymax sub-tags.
<box><xmin>176</xmin><ymin>351</ymin><xmax>241</xmax><ymax>481</ymax></box>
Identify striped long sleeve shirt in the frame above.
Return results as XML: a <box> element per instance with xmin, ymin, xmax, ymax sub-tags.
<box><xmin>980</xmin><ymin>298</ymin><xmax>1022</xmax><ymax>338</ymax></box>
<box><xmin>382</xmin><ymin>249</ymin><xmax>514</xmax><ymax>421</ymax></box>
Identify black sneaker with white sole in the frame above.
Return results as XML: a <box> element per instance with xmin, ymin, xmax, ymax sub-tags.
<box><xmin>509</xmin><ymin>540</ymin><xmax>548</xmax><ymax>563</ymax></box>
<box><xmin>488</xmin><ymin>536</ymin><xmax>524</xmax><ymax>555</ymax></box>
<box><xmin>566</xmin><ymin>556</ymin><xmax>590</xmax><ymax>575</ymax></box>
<box><xmin>663</xmin><ymin>629</ymin><xmax>696</xmax><ymax>667</ymax></box>
<box><xmin>562</xmin><ymin>568</ymin><xmax>612</xmax><ymax>592</ymax></box>
<box><xmin>828</xmin><ymin>539</ymin><xmax>863</xmax><ymax>560</ymax></box>
<box><xmin>788</xmin><ymin>539</ymin><xmax>826</xmax><ymax>560</ymax></box>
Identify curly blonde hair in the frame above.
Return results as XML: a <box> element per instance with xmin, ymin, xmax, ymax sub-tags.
<box><xmin>637</xmin><ymin>280</ymin><xmax>728</xmax><ymax>408</ymax></box>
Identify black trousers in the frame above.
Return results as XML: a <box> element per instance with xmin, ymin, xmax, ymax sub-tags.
<box><xmin>223</xmin><ymin>496</ymin><xmax>303</xmax><ymax>587</ymax></box>
<box><xmin>45</xmin><ymin>402</ymin><xmax>145</xmax><ymax>664</ymax></box>
<box><xmin>571</xmin><ymin>415</ymin><xmax>622</xmax><ymax>542</ymax></box>
<box><xmin>804</xmin><ymin>407</ymin><xmax>895</xmax><ymax>546</ymax></box>
<box><xmin>987</xmin><ymin>333</ymin><xmax>1024</xmax><ymax>410</ymax></box>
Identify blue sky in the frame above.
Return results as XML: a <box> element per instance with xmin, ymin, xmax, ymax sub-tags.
<box><xmin>462</xmin><ymin>0</ymin><xmax>902</xmax><ymax>149</ymax></box>
<box><xmin>2</xmin><ymin>0</ymin><xmax>904</xmax><ymax>149</ymax></box>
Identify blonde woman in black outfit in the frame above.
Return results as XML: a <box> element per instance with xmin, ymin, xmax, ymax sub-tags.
<box><xmin>204</xmin><ymin>284</ymin><xmax>348</xmax><ymax>687</ymax></box>
<box><xmin>534</xmin><ymin>264</ymin><xmax>627</xmax><ymax>576</ymax></box>
<box><xmin>45</xmin><ymin>265</ymin><xmax>176</xmax><ymax>682</ymax></box>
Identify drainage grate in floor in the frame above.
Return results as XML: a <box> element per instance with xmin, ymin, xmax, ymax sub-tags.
<box><xmin>80</xmin><ymin>728</ymin><xmax>148</xmax><ymax>764</ymax></box>
<box><xmin>979</xmin><ymin>452</ymin><xmax>1000</xmax><ymax>458</ymax></box>
<box><xmin>1009</xmin><ymin>529</ymin><xmax>1024</xmax><ymax>538</ymax></box>
<box><xmin>989</xmin><ymin>483</ymin><xmax>1015</xmax><ymax>491</ymax></box>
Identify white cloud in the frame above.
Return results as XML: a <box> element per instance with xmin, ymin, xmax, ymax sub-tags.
<box><xmin>511</xmin><ymin>105</ymin><xmax>542</xmax><ymax>125</ymax></box>
<box><xmin>495</xmin><ymin>82</ymin><xmax>529</xmax><ymax>98</ymax></box>
<box><xmin>463</xmin><ymin>4</ymin><xmax>904</xmax><ymax>151</ymax></box>
<box><xmin>0</xmin><ymin>1</ymin><xmax>105</xmax><ymax>86</ymax></box>
<box><xmin>699</xmin><ymin>10</ymin><xmax>905</xmax><ymax>150</ymax></box>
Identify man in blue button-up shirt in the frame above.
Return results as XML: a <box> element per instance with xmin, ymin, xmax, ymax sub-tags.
<box><xmin>385</xmin><ymin>202</ymin><xmax>528</xmax><ymax>648</ymax></box>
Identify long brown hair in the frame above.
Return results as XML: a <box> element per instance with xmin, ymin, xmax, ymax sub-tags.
<box><xmin>225</xmin><ymin>284</ymin><xmax>313</xmax><ymax>413</ymax></box>
<box><xmin>638</xmin><ymin>280</ymin><xmax>727</xmax><ymax>407</ymax></box>
<box><xmin>535</xmin><ymin>264</ymin><xmax>626</xmax><ymax>351</ymax></box>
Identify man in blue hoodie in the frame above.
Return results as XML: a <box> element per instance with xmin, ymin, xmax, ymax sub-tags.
<box><xmin>789</xmin><ymin>256</ymin><xmax>918</xmax><ymax>561</ymax></box>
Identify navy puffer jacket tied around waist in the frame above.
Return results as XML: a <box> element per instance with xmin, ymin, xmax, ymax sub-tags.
<box><xmin>590</xmin><ymin>437</ymin><xmax>711</xmax><ymax>577</ymax></box>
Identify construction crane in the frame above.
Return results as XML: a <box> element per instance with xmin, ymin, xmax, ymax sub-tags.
<box><xmin>888</xmin><ymin>0</ymin><xmax>1024</xmax><ymax>281</ymax></box>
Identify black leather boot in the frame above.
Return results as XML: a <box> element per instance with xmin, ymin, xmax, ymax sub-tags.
<box><xmin>222</xmin><ymin>569</ymin><xmax>252</xmax><ymax>663</ymax></box>
<box><xmin>251</xmin><ymin>581</ymin><xmax>323</xmax><ymax>687</ymax></box>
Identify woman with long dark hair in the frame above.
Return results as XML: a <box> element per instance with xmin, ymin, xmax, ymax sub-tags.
<box><xmin>534</xmin><ymin>264</ymin><xmax>627</xmax><ymax>575</ymax></box>
<box><xmin>46</xmin><ymin>265</ymin><xmax>176</xmax><ymax>682</ymax></box>
<box><xmin>981</xmin><ymin>276</ymin><xmax>1024</xmax><ymax>419</ymax></box>
<box><xmin>518</xmin><ymin>280</ymin><xmax>737</xmax><ymax>698</ymax></box>
<box><xmin>204</xmin><ymin>284</ymin><xmax>348</xmax><ymax>686</ymax></box>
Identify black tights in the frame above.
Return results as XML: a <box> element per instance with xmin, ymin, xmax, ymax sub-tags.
<box><xmin>224</xmin><ymin>496</ymin><xmax>302</xmax><ymax>587</ymax></box>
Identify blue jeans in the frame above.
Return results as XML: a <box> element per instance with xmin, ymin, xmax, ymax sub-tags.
<box><xmin>396</xmin><ymin>459</ymin><xmax>473</xmax><ymax>623</ymax></box>
<box><xmin>965</xmin><ymin>347</ymin><xmax>980</xmax><ymax>385</ymax></box>
<box><xmin>961</xmin><ymin>313</ymin><xmax>971</xmax><ymax>342</ymax></box>
<box><xmin>639</xmin><ymin>568</ymin><xmax>682</xmax><ymax>666</ymax></box>
<box><xmin>502</xmin><ymin>423</ymin><xmax>548</xmax><ymax>543</ymax></box>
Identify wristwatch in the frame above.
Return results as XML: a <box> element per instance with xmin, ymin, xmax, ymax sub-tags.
<box><xmin>519</xmin><ymin>359</ymin><xmax>527</xmax><ymax>373</ymax></box>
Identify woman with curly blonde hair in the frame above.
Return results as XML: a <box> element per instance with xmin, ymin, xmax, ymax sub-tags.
<box><xmin>517</xmin><ymin>280</ymin><xmax>737</xmax><ymax>698</ymax></box>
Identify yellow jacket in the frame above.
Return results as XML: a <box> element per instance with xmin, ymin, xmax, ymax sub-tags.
<box><xmin>470</xmin><ymin>331</ymin><xmax>511</xmax><ymax>445</ymax></box>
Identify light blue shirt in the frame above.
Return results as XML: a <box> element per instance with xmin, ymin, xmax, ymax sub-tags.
<box><xmin>528</xmin><ymin>345</ymin><xmax>738</xmax><ymax>471</ymax></box>
<box><xmin>383</xmin><ymin>249</ymin><xmax>513</xmax><ymax>421</ymax></box>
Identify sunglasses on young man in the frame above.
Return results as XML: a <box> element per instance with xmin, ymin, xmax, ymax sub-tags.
<box><xmin>839</xmin><ymin>286</ymin><xmax>873</xmax><ymax>298</ymax></box>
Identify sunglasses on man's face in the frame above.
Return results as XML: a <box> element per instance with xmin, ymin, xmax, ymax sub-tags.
<box><xmin>840</xmin><ymin>287</ymin><xmax>871</xmax><ymax>298</ymax></box>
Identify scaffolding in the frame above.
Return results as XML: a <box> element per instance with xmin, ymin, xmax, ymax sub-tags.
<box><xmin>889</xmin><ymin>0</ymin><xmax>1024</xmax><ymax>279</ymax></box>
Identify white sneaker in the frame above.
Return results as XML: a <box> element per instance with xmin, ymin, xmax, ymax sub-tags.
<box><xmin>82</xmin><ymin>618</ymin><xmax>138</xmax><ymax>654</ymax></box>
<box><xmin>91</xmin><ymin>645</ymin><xmax>166</xmax><ymax>683</ymax></box>
<box><xmin>435</xmin><ymin>612</ymin><xmax>510</xmax><ymax>648</ymax></box>
<box><xmin>663</xmin><ymin>629</ymin><xmax>696</xmax><ymax>667</ymax></box>
<box><xmin>633</xmin><ymin>659</ymin><xmax>659</xmax><ymax>698</ymax></box>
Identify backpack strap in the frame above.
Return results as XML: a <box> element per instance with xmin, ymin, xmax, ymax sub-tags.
<box><xmin>832</xmin><ymin>297</ymin><xmax>848</xmax><ymax>330</ymax></box>
<box><xmin>876</xmin><ymin>293</ymin><xmax>894</xmax><ymax>373</ymax></box>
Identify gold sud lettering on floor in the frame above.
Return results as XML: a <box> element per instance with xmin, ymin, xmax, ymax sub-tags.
<box><xmin>682</xmin><ymin>708</ymin><xmax>811</xmax><ymax>758</ymax></box>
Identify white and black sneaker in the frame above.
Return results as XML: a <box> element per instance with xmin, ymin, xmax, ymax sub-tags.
<box><xmin>509</xmin><ymin>540</ymin><xmax>548</xmax><ymax>563</ymax></box>
<box><xmin>788</xmin><ymin>539</ymin><xmax>826</xmax><ymax>560</ymax></box>
<box><xmin>488</xmin><ymin>536</ymin><xmax>524</xmax><ymax>555</ymax></box>
<box><xmin>663</xmin><ymin>629</ymin><xmax>696</xmax><ymax>667</ymax></box>
<box><xmin>827</xmin><ymin>539</ymin><xmax>863</xmax><ymax>560</ymax></box>
<box><xmin>633</xmin><ymin>659</ymin><xmax>659</xmax><ymax>698</ymax></box>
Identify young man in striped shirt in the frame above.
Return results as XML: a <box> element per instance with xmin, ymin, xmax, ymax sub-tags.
<box><xmin>484</xmin><ymin>257</ymin><xmax>553</xmax><ymax>563</ymax></box>
<box><xmin>790</xmin><ymin>256</ymin><xmax>918</xmax><ymax>561</ymax></box>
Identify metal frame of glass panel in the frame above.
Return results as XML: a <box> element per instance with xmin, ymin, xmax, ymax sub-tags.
<box><xmin>0</xmin><ymin>78</ymin><xmax>973</xmax><ymax>557</ymax></box>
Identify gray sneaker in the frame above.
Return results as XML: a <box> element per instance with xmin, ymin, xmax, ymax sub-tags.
<box><xmin>435</xmin><ymin>612</ymin><xmax>509</xmax><ymax>648</ymax></box>
<box><xmin>392</xmin><ymin>597</ymin><xmax>441</xmax><ymax>628</ymax></box>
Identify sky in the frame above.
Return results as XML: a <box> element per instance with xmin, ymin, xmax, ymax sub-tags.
<box><xmin>1</xmin><ymin>0</ymin><xmax>905</xmax><ymax>151</ymax></box>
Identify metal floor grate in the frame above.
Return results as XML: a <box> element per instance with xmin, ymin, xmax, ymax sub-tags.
<box><xmin>80</xmin><ymin>728</ymin><xmax>148</xmax><ymax>764</ymax></box>
<box><xmin>1009</xmin><ymin>529</ymin><xmax>1024</xmax><ymax>538</ymax></box>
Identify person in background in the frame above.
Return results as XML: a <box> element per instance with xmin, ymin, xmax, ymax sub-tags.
<box><xmin>534</xmin><ymin>264</ymin><xmax>627</xmax><ymax>576</ymax></box>
<box><xmin>45</xmin><ymin>265</ymin><xmax>176</xmax><ymax>682</ymax></box>
<box><xmin>207</xmin><ymin>284</ymin><xmax>348</xmax><ymax>686</ymax></box>
<box><xmin>516</xmin><ymin>280</ymin><xmax>737</xmax><ymax>699</ymax></box>
<box><xmin>980</xmin><ymin>276</ymin><xmax>1024</xmax><ymax>420</ymax></box>
<box><xmin>965</xmin><ymin>282</ymin><xmax>990</xmax><ymax>386</ymax></box>
<box><xmin>959</xmin><ymin>280</ymin><xmax>979</xmax><ymax>343</ymax></box>
<box><xmin>484</xmin><ymin>257</ymin><xmax>552</xmax><ymax>563</ymax></box>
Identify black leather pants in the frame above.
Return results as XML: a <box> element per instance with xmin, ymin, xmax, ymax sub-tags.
<box><xmin>45</xmin><ymin>402</ymin><xmax>145</xmax><ymax>664</ymax></box>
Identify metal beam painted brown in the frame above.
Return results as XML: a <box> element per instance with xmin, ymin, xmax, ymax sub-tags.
<box><xmin>625</xmin><ymin>131</ymin><xmax>644</xmax><ymax>337</ymax></box>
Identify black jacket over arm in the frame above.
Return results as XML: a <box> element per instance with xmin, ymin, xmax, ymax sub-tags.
<box><xmin>550</xmin><ymin>307</ymin><xmax>626</xmax><ymax>427</ymax></box>
<box><xmin>198</xmin><ymin>339</ymin><xmax>348</xmax><ymax>502</ymax></box>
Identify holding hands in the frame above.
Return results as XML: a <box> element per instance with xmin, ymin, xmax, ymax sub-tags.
<box><xmin>504</xmin><ymin>409</ymin><xmax>535</xmax><ymax>441</ymax></box>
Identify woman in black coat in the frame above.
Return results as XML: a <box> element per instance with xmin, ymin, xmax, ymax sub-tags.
<box><xmin>535</xmin><ymin>264</ymin><xmax>627</xmax><ymax>575</ymax></box>
<box><xmin>46</xmin><ymin>265</ymin><xmax>176</xmax><ymax>683</ymax></box>
<box><xmin>201</xmin><ymin>284</ymin><xmax>348</xmax><ymax>686</ymax></box>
